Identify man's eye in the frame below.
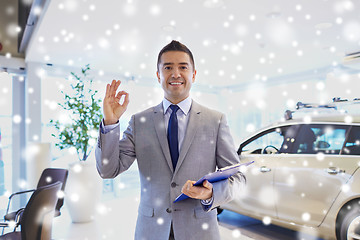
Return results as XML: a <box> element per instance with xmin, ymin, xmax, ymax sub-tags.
<box><xmin>181</xmin><ymin>66</ymin><xmax>188</xmax><ymax>70</ymax></box>
<box><xmin>164</xmin><ymin>66</ymin><xmax>171</xmax><ymax>70</ymax></box>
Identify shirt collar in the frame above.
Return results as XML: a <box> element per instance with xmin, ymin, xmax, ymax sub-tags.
<box><xmin>162</xmin><ymin>97</ymin><xmax>192</xmax><ymax>116</ymax></box>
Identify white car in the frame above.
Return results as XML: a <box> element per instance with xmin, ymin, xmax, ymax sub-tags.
<box><xmin>220</xmin><ymin>101</ymin><xmax>360</xmax><ymax>240</ymax></box>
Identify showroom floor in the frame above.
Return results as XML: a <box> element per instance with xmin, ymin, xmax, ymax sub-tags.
<box><xmin>52</xmin><ymin>194</ymin><xmax>322</xmax><ymax>240</ymax></box>
<box><xmin>50</xmin><ymin>164</ymin><xmax>320</xmax><ymax>240</ymax></box>
<box><xmin>52</xmin><ymin>193</ymin><xmax>254</xmax><ymax>240</ymax></box>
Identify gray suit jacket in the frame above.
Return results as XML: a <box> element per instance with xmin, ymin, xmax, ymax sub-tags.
<box><xmin>95</xmin><ymin>100</ymin><xmax>244</xmax><ymax>240</ymax></box>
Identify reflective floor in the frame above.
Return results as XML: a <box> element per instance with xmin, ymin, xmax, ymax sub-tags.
<box><xmin>52</xmin><ymin>197</ymin><xmax>254</xmax><ymax>240</ymax></box>
<box><xmin>50</xmin><ymin>165</ymin><xmax>324</xmax><ymax>240</ymax></box>
<box><xmin>52</xmin><ymin>196</ymin><xmax>324</xmax><ymax>240</ymax></box>
<box><xmin>218</xmin><ymin>210</ymin><xmax>324</xmax><ymax>240</ymax></box>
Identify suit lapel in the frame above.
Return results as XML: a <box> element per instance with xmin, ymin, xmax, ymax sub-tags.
<box><xmin>153</xmin><ymin>103</ymin><xmax>174</xmax><ymax>173</ymax></box>
<box><xmin>173</xmin><ymin>101</ymin><xmax>201</xmax><ymax>176</ymax></box>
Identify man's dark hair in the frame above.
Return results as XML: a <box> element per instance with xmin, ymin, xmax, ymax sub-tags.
<box><xmin>157</xmin><ymin>40</ymin><xmax>195</xmax><ymax>72</ymax></box>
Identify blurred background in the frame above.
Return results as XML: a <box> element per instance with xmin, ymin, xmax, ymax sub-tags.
<box><xmin>1</xmin><ymin>0</ymin><xmax>360</xmax><ymax>239</ymax></box>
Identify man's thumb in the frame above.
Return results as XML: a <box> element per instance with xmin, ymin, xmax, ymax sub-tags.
<box><xmin>203</xmin><ymin>180</ymin><xmax>212</xmax><ymax>189</ymax></box>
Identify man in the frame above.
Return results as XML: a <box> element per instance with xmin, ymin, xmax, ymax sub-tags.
<box><xmin>95</xmin><ymin>40</ymin><xmax>245</xmax><ymax>240</ymax></box>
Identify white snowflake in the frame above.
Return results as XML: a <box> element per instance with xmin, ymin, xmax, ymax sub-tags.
<box><xmin>344</xmin><ymin>115</ymin><xmax>353</xmax><ymax>123</ymax></box>
<box><xmin>150</xmin><ymin>5</ymin><xmax>161</xmax><ymax>16</ymax></box>
<box><xmin>301</xmin><ymin>212</ymin><xmax>311</xmax><ymax>222</ymax></box>
<box><xmin>342</xmin><ymin>184</ymin><xmax>350</xmax><ymax>193</ymax></box>
<box><xmin>286</xmin><ymin>174</ymin><xmax>296</xmax><ymax>187</ymax></box>
<box><xmin>245</xmin><ymin>124</ymin><xmax>255</xmax><ymax>133</ymax></box>
<box><xmin>201</xmin><ymin>223</ymin><xmax>209</xmax><ymax>230</ymax></box>
<box><xmin>57</xmin><ymin>190</ymin><xmax>65</xmax><ymax>199</ymax></box>
<box><xmin>18</xmin><ymin>179</ymin><xmax>27</xmax><ymax>189</ymax></box>
<box><xmin>72</xmin><ymin>163</ymin><xmax>82</xmax><ymax>172</ymax></box>
<box><xmin>157</xmin><ymin>218</ymin><xmax>164</xmax><ymax>225</ymax></box>
<box><xmin>118</xmin><ymin>182</ymin><xmax>125</xmax><ymax>189</ymax></box>
<box><xmin>70</xmin><ymin>193</ymin><xmax>79</xmax><ymax>202</ymax></box>
<box><xmin>88</xmin><ymin>138</ymin><xmax>96</xmax><ymax>146</ymax></box>
<box><xmin>68</xmin><ymin>146</ymin><xmax>77</xmax><ymax>155</ymax></box>
<box><xmin>89</xmin><ymin>4</ymin><xmax>96</xmax><ymax>11</ymax></box>
<box><xmin>258</xmin><ymin>187</ymin><xmax>278</xmax><ymax>207</ymax></box>
<box><xmin>140</xmin><ymin>117</ymin><xmax>146</xmax><ymax>123</ymax></box>
<box><xmin>231</xmin><ymin>229</ymin><xmax>241</xmax><ymax>238</ymax></box>
<box><xmin>262</xmin><ymin>216</ymin><xmax>272</xmax><ymax>225</ymax></box>
<box><xmin>303</xmin><ymin>115</ymin><xmax>312</xmax><ymax>123</ymax></box>
<box><xmin>46</xmin><ymin>176</ymin><xmax>52</xmax><ymax>183</ymax></box>
<box><xmin>13</xmin><ymin>114</ymin><xmax>22</xmax><ymax>124</ymax></box>
<box><xmin>96</xmin><ymin>203</ymin><xmax>109</xmax><ymax>215</ymax></box>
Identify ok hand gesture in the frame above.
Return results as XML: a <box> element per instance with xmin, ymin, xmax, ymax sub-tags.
<box><xmin>103</xmin><ymin>80</ymin><xmax>129</xmax><ymax>125</ymax></box>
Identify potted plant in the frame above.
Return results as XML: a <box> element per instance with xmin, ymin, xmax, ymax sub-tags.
<box><xmin>50</xmin><ymin>64</ymin><xmax>103</xmax><ymax>223</ymax></box>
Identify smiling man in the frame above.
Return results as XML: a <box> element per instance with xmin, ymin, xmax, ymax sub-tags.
<box><xmin>95</xmin><ymin>40</ymin><xmax>245</xmax><ymax>240</ymax></box>
<box><xmin>156</xmin><ymin>49</ymin><xmax>195</xmax><ymax>104</ymax></box>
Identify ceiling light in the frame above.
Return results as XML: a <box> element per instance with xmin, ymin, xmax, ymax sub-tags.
<box><xmin>315</xmin><ymin>23</ymin><xmax>333</xmax><ymax>30</ymax></box>
<box><xmin>267</xmin><ymin>11</ymin><xmax>281</xmax><ymax>19</ymax></box>
<box><xmin>203</xmin><ymin>0</ymin><xmax>224</xmax><ymax>8</ymax></box>
<box><xmin>161</xmin><ymin>25</ymin><xmax>175</xmax><ymax>32</ymax></box>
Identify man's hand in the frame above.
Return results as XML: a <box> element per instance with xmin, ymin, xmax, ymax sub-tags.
<box><xmin>181</xmin><ymin>180</ymin><xmax>213</xmax><ymax>200</ymax></box>
<box><xmin>103</xmin><ymin>80</ymin><xmax>129</xmax><ymax>125</ymax></box>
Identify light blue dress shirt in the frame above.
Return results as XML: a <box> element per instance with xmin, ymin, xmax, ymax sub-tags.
<box><xmin>162</xmin><ymin>97</ymin><xmax>191</xmax><ymax>153</ymax></box>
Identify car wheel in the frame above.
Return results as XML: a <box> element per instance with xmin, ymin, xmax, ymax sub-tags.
<box><xmin>339</xmin><ymin>202</ymin><xmax>360</xmax><ymax>240</ymax></box>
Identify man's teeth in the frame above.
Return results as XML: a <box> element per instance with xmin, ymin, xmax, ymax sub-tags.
<box><xmin>170</xmin><ymin>82</ymin><xmax>182</xmax><ymax>85</ymax></box>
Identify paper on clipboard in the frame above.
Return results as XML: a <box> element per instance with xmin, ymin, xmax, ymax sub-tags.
<box><xmin>173</xmin><ymin>161</ymin><xmax>254</xmax><ymax>203</ymax></box>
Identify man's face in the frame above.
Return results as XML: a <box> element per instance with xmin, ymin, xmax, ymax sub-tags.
<box><xmin>157</xmin><ymin>51</ymin><xmax>196</xmax><ymax>104</ymax></box>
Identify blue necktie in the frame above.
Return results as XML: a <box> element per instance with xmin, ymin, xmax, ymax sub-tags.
<box><xmin>168</xmin><ymin>105</ymin><xmax>180</xmax><ymax>170</ymax></box>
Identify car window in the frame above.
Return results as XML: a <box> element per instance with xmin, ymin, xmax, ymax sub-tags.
<box><xmin>292</xmin><ymin>124</ymin><xmax>349</xmax><ymax>154</ymax></box>
<box><xmin>343</xmin><ymin>126</ymin><xmax>360</xmax><ymax>155</ymax></box>
<box><xmin>241</xmin><ymin>127</ymin><xmax>287</xmax><ymax>154</ymax></box>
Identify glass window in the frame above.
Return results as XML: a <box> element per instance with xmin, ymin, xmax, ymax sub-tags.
<box><xmin>41</xmin><ymin>75</ymin><xmax>140</xmax><ymax>199</ymax></box>
<box><xmin>292</xmin><ymin>124</ymin><xmax>348</xmax><ymax>154</ymax></box>
<box><xmin>343</xmin><ymin>126</ymin><xmax>360</xmax><ymax>155</ymax></box>
<box><xmin>0</xmin><ymin>72</ymin><xmax>13</xmax><ymax>211</ymax></box>
<box><xmin>240</xmin><ymin>127</ymin><xmax>289</xmax><ymax>154</ymax></box>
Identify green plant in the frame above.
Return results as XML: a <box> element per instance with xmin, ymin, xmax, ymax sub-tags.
<box><xmin>50</xmin><ymin>64</ymin><xmax>102</xmax><ymax>161</ymax></box>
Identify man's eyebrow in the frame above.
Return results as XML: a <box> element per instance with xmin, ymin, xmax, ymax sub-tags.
<box><xmin>162</xmin><ymin>62</ymin><xmax>189</xmax><ymax>66</ymax></box>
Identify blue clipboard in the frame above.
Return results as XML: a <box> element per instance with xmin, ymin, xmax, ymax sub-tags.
<box><xmin>173</xmin><ymin>161</ymin><xmax>254</xmax><ymax>203</ymax></box>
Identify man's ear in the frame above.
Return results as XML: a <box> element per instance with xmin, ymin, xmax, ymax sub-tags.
<box><xmin>156</xmin><ymin>71</ymin><xmax>160</xmax><ymax>83</ymax></box>
<box><xmin>192</xmin><ymin>70</ymin><xmax>197</xmax><ymax>83</ymax></box>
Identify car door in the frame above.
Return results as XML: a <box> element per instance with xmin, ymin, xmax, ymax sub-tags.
<box><xmin>236</xmin><ymin>126</ymin><xmax>291</xmax><ymax>218</ymax></box>
<box><xmin>274</xmin><ymin>124</ymin><xmax>358</xmax><ymax>227</ymax></box>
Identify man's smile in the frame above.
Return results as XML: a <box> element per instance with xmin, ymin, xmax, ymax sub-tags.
<box><xmin>169</xmin><ymin>82</ymin><xmax>184</xmax><ymax>85</ymax></box>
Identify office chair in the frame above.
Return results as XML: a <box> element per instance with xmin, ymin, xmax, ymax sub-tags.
<box><xmin>2</xmin><ymin>168</ymin><xmax>68</xmax><ymax>227</ymax></box>
<box><xmin>0</xmin><ymin>181</ymin><xmax>62</xmax><ymax>240</ymax></box>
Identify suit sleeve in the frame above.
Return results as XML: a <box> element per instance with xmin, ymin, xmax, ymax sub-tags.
<box><xmin>95</xmin><ymin>116</ymin><xmax>137</xmax><ymax>179</ymax></box>
<box><xmin>204</xmin><ymin>114</ymin><xmax>246</xmax><ymax>211</ymax></box>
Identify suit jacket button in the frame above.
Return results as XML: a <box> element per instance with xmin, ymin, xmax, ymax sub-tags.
<box><xmin>171</xmin><ymin>182</ymin><xmax>177</xmax><ymax>188</ymax></box>
<box><xmin>166</xmin><ymin>208</ymin><xmax>172</xmax><ymax>213</ymax></box>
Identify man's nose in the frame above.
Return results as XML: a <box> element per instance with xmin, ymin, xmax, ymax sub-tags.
<box><xmin>171</xmin><ymin>68</ymin><xmax>181</xmax><ymax>78</ymax></box>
